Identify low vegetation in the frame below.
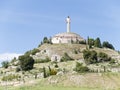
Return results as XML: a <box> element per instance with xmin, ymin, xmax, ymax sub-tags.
<box><xmin>74</xmin><ymin>62</ymin><xmax>89</xmax><ymax>73</ymax></box>
<box><xmin>2</xmin><ymin>74</ymin><xmax>21</xmax><ymax>81</ymax></box>
<box><xmin>35</xmin><ymin>57</ymin><xmax>51</xmax><ymax>63</ymax></box>
<box><xmin>88</xmin><ymin>37</ymin><xmax>114</xmax><ymax>49</ymax></box>
<box><xmin>83</xmin><ymin>50</ymin><xmax>98</xmax><ymax>64</ymax></box>
<box><xmin>83</xmin><ymin>49</ymin><xmax>114</xmax><ymax>65</ymax></box>
<box><xmin>1</xmin><ymin>61</ymin><xmax>9</xmax><ymax>68</ymax></box>
<box><xmin>19</xmin><ymin>54</ymin><xmax>35</xmax><ymax>71</ymax></box>
<box><xmin>61</xmin><ymin>53</ymin><xmax>73</xmax><ymax>62</ymax></box>
<box><xmin>102</xmin><ymin>41</ymin><xmax>114</xmax><ymax>50</ymax></box>
<box><xmin>25</xmin><ymin>48</ymin><xmax>40</xmax><ymax>56</ymax></box>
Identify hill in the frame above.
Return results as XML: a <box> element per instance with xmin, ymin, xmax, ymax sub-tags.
<box><xmin>33</xmin><ymin>43</ymin><xmax>120</xmax><ymax>63</ymax></box>
<box><xmin>33</xmin><ymin>44</ymin><xmax>86</xmax><ymax>60</ymax></box>
<box><xmin>0</xmin><ymin>43</ymin><xmax>120</xmax><ymax>90</ymax></box>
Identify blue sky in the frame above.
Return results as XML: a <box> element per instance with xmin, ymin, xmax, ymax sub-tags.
<box><xmin>0</xmin><ymin>0</ymin><xmax>120</xmax><ymax>60</ymax></box>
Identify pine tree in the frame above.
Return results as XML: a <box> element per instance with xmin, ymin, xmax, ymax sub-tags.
<box><xmin>94</xmin><ymin>37</ymin><xmax>102</xmax><ymax>48</ymax></box>
<box><xmin>43</xmin><ymin>67</ymin><xmax>47</xmax><ymax>78</ymax></box>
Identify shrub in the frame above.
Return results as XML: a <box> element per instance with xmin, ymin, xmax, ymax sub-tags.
<box><xmin>47</xmin><ymin>66</ymin><xmax>57</xmax><ymax>76</ymax></box>
<box><xmin>43</xmin><ymin>67</ymin><xmax>47</xmax><ymax>78</ymax></box>
<box><xmin>74</xmin><ymin>49</ymin><xmax>78</xmax><ymax>54</ymax></box>
<box><xmin>31</xmin><ymin>48</ymin><xmax>40</xmax><ymax>55</ymax></box>
<box><xmin>43</xmin><ymin>37</ymin><xmax>49</xmax><ymax>43</ymax></box>
<box><xmin>74</xmin><ymin>62</ymin><xmax>89</xmax><ymax>73</ymax></box>
<box><xmin>79</xmin><ymin>40</ymin><xmax>86</xmax><ymax>44</ymax></box>
<box><xmin>19</xmin><ymin>54</ymin><xmax>34</xmax><ymax>71</ymax></box>
<box><xmin>1</xmin><ymin>61</ymin><xmax>9</xmax><ymax>68</ymax></box>
<box><xmin>118</xmin><ymin>51</ymin><xmax>120</xmax><ymax>54</ymax></box>
<box><xmin>25</xmin><ymin>48</ymin><xmax>40</xmax><ymax>56</ymax></box>
<box><xmin>43</xmin><ymin>37</ymin><xmax>52</xmax><ymax>44</ymax></box>
<box><xmin>109</xmin><ymin>59</ymin><xmax>116</xmax><ymax>64</ymax></box>
<box><xmin>54</xmin><ymin>64</ymin><xmax>59</xmax><ymax>68</ymax></box>
<box><xmin>83</xmin><ymin>50</ymin><xmax>97</xmax><ymax>64</ymax></box>
<box><xmin>11</xmin><ymin>57</ymin><xmax>17</xmax><ymax>63</ymax></box>
<box><xmin>61</xmin><ymin>53</ymin><xmax>73</xmax><ymax>62</ymax></box>
<box><xmin>50</xmin><ymin>69</ymin><xmax>57</xmax><ymax>75</ymax></box>
<box><xmin>35</xmin><ymin>57</ymin><xmax>50</xmax><ymax>63</ymax></box>
<box><xmin>2</xmin><ymin>74</ymin><xmax>21</xmax><ymax>81</ymax></box>
<box><xmin>98</xmin><ymin>52</ymin><xmax>110</xmax><ymax>62</ymax></box>
<box><xmin>16</xmin><ymin>67</ymin><xmax>21</xmax><ymax>72</ymax></box>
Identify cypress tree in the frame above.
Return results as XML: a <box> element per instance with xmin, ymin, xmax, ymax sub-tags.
<box><xmin>94</xmin><ymin>37</ymin><xmax>102</xmax><ymax>48</ymax></box>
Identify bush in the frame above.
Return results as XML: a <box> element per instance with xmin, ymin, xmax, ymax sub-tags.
<box><xmin>79</xmin><ymin>41</ymin><xmax>86</xmax><ymax>44</ymax></box>
<box><xmin>31</xmin><ymin>48</ymin><xmax>40</xmax><ymax>55</ymax></box>
<box><xmin>35</xmin><ymin>57</ymin><xmax>50</xmax><ymax>63</ymax></box>
<box><xmin>74</xmin><ymin>62</ymin><xmax>89</xmax><ymax>73</ymax></box>
<box><xmin>19</xmin><ymin>54</ymin><xmax>35</xmax><ymax>71</ymax></box>
<box><xmin>118</xmin><ymin>51</ymin><xmax>120</xmax><ymax>54</ymax></box>
<box><xmin>83</xmin><ymin>50</ymin><xmax>97</xmax><ymax>64</ymax></box>
<box><xmin>61</xmin><ymin>53</ymin><xmax>73</xmax><ymax>62</ymax></box>
<box><xmin>2</xmin><ymin>74</ymin><xmax>21</xmax><ymax>81</ymax></box>
<box><xmin>50</xmin><ymin>69</ymin><xmax>57</xmax><ymax>75</ymax></box>
<box><xmin>25</xmin><ymin>48</ymin><xmax>40</xmax><ymax>56</ymax></box>
<box><xmin>54</xmin><ymin>64</ymin><xmax>59</xmax><ymax>68</ymax></box>
<box><xmin>43</xmin><ymin>37</ymin><xmax>52</xmax><ymax>44</ymax></box>
<box><xmin>11</xmin><ymin>57</ymin><xmax>17</xmax><ymax>63</ymax></box>
<box><xmin>98</xmin><ymin>52</ymin><xmax>110</xmax><ymax>62</ymax></box>
<box><xmin>74</xmin><ymin>49</ymin><xmax>78</xmax><ymax>54</ymax></box>
<box><xmin>109</xmin><ymin>59</ymin><xmax>116</xmax><ymax>64</ymax></box>
<box><xmin>16</xmin><ymin>67</ymin><xmax>21</xmax><ymax>72</ymax></box>
<box><xmin>1</xmin><ymin>61</ymin><xmax>9</xmax><ymax>68</ymax></box>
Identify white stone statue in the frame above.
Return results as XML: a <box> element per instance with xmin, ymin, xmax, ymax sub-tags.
<box><xmin>66</xmin><ymin>16</ymin><xmax>70</xmax><ymax>33</ymax></box>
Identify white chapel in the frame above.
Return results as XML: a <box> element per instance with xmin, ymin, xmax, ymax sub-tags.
<box><xmin>52</xmin><ymin>16</ymin><xmax>84</xmax><ymax>44</ymax></box>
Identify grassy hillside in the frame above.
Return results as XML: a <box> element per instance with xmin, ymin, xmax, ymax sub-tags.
<box><xmin>0</xmin><ymin>60</ymin><xmax>120</xmax><ymax>90</ymax></box>
<box><xmin>33</xmin><ymin>44</ymin><xmax>86</xmax><ymax>60</ymax></box>
<box><xmin>0</xmin><ymin>43</ymin><xmax>120</xmax><ymax>90</ymax></box>
<box><xmin>33</xmin><ymin>43</ymin><xmax>120</xmax><ymax>62</ymax></box>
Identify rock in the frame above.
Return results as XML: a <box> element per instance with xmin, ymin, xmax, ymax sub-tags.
<box><xmin>56</xmin><ymin>71</ymin><xmax>64</xmax><ymax>76</ymax></box>
<box><xmin>51</xmin><ymin>54</ymin><xmax>61</xmax><ymax>62</ymax></box>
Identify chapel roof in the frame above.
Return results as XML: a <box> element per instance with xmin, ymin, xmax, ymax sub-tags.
<box><xmin>53</xmin><ymin>32</ymin><xmax>83</xmax><ymax>39</ymax></box>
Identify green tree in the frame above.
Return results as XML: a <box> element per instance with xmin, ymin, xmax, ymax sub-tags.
<box><xmin>38</xmin><ymin>41</ymin><xmax>43</xmax><ymax>47</ymax></box>
<box><xmin>98</xmin><ymin>52</ymin><xmax>109</xmax><ymax>62</ymax></box>
<box><xmin>1</xmin><ymin>61</ymin><xmax>9</xmax><ymax>68</ymax></box>
<box><xmin>31</xmin><ymin>48</ymin><xmax>40</xmax><ymax>55</ymax></box>
<box><xmin>19</xmin><ymin>54</ymin><xmax>34</xmax><ymax>71</ymax></box>
<box><xmin>94</xmin><ymin>37</ymin><xmax>102</xmax><ymax>48</ymax></box>
<box><xmin>43</xmin><ymin>67</ymin><xmax>47</xmax><ymax>78</ymax></box>
<box><xmin>11</xmin><ymin>57</ymin><xmax>17</xmax><ymax>63</ymax></box>
<box><xmin>43</xmin><ymin>37</ymin><xmax>49</xmax><ymax>43</ymax></box>
<box><xmin>87</xmin><ymin>37</ymin><xmax>94</xmax><ymax>48</ymax></box>
<box><xmin>102</xmin><ymin>41</ymin><xmax>114</xmax><ymax>50</ymax></box>
<box><xmin>74</xmin><ymin>62</ymin><xmax>89</xmax><ymax>73</ymax></box>
<box><xmin>25</xmin><ymin>48</ymin><xmax>39</xmax><ymax>56</ymax></box>
<box><xmin>83</xmin><ymin>50</ymin><xmax>98</xmax><ymax>64</ymax></box>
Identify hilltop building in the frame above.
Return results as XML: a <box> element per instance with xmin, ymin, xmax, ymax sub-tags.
<box><xmin>52</xmin><ymin>16</ymin><xmax>84</xmax><ymax>44</ymax></box>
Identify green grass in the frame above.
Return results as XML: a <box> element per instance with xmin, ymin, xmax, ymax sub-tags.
<box><xmin>0</xmin><ymin>85</ymin><xmax>102</xmax><ymax>90</ymax></box>
<box><xmin>1</xmin><ymin>72</ymin><xmax>120</xmax><ymax>90</ymax></box>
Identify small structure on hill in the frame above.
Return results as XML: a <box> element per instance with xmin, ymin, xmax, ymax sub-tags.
<box><xmin>51</xmin><ymin>54</ymin><xmax>61</xmax><ymax>62</ymax></box>
<box><xmin>52</xmin><ymin>16</ymin><xmax>84</xmax><ymax>44</ymax></box>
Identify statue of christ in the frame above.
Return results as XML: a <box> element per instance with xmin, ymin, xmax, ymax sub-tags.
<box><xmin>66</xmin><ymin>16</ymin><xmax>70</xmax><ymax>33</ymax></box>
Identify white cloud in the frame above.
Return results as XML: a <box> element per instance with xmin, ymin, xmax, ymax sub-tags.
<box><xmin>0</xmin><ymin>53</ymin><xmax>22</xmax><ymax>62</ymax></box>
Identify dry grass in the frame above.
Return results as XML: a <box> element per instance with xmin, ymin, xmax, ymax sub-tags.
<box><xmin>1</xmin><ymin>44</ymin><xmax>120</xmax><ymax>90</ymax></box>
